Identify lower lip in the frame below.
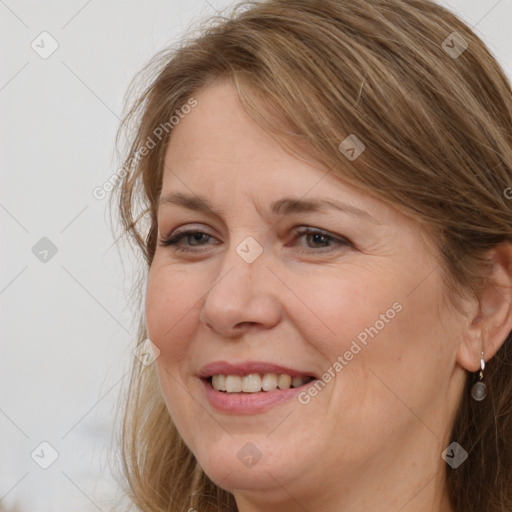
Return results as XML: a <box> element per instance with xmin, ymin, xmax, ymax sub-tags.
<box><xmin>201</xmin><ymin>378</ymin><xmax>315</xmax><ymax>414</ymax></box>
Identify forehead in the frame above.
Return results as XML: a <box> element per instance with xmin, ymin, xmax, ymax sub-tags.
<box><xmin>163</xmin><ymin>83</ymin><xmax>346</xmax><ymax>197</ymax></box>
<box><xmin>160</xmin><ymin>81</ymin><xmax>404</xmax><ymax>230</ymax></box>
<box><xmin>163</xmin><ymin>80</ymin><xmax>290</xmax><ymax>174</ymax></box>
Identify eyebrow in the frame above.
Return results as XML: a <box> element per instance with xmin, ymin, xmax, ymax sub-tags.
<box><xmin>158</xmin><ymin>192</ymin><xmax>376</xmax><ymax>222</ymax></box>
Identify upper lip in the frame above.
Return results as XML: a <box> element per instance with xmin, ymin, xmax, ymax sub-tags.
<box><xmin>198</xmin><ymin>360</ymin><xmax>317</xmax><ymax>379</ymax></box>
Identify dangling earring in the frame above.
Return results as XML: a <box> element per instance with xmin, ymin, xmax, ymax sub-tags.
<box><xmin>471</xmin><ymin>351</ymin><xmax>487</xmax><ymax>401</ymax></box>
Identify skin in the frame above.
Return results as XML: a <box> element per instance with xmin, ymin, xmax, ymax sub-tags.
<box><xmin>145</xmin><ymin>79</ymin><xmax>512</xmax><ymax>512</ymax></box>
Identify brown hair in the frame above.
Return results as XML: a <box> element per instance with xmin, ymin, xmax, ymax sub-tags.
<box><xmin>110</xmin><ymin>1</ymin><xmax>512</xmax><ymax>510</ymax></box>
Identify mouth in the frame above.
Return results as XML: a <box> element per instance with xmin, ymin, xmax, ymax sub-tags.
<box><xmin>197</xmin><ymin>361</ymin><xmax>319</xmax><ymax>414</ymax></box>
<box><xmin>204</xmin><ymin>373</ymin><xmax>316</xmax><ymax>393</ymax></box>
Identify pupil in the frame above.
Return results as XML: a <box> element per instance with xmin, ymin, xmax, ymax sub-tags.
<box><xmin>311</xmin><ymin>234</ymin><xmax>325</xmax><ymax>246</ymax></box>
<box><xmin>192</xmin><ymin>233</ymin><xmax>206</xmax><ymax>244</ymax></box>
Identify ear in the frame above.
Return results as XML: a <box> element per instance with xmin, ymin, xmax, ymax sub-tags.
<box><xmin>457</xmin><ymin>243</ymin><xmax>512</xmax><ymax>372</ymax></box>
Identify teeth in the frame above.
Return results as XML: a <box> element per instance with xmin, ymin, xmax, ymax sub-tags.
<box><xmin>277</xmin><ymin>374</ymin><xmax>292</xmax><ymax>389</ymax></box>
<box><xmin>242</xmin><ymin>374</ymin><xmax>261</xmax><ymax>393</ymax></box>
<box><xmin>261</xmin><ymin>373</ymin><xmax>278</xmax><ymax>391</ymax></box>
<box><xmin>291</xmin><ymin>375</ymin><xmax>305</xmax><ymax>388</ymax></box>
<box><xmin>212</xmin><ymin>374</ymin><xmax>227</xmax><ymax>391</ymax></box>
<box><xmin>210</xmin><ymin>373</ymin><xmax>313</xmax><ymax>392</ymax></box>
<box><xmin>225</xmin><ymin>375</ymin><xmax>242</xmax><ymax>393</ymax></box>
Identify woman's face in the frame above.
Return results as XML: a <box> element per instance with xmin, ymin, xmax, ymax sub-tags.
<box><xmin>146</xmin><ymin>80</ymin><xmax>468</xmax><ymax>508</ymax></box>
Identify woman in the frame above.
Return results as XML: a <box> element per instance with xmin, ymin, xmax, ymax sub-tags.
<box><xmin>112</xmin><ymin>0</ymin><xmax>512</xmax><ymax>510</ymax></box>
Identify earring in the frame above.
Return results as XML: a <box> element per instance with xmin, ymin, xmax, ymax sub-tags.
<box><xmin>471</xmin><ymin>352</ymin><xmax>487</xmax><ymax>401</ymax></box>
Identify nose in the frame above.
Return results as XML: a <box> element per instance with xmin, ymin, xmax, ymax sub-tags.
<box><xmin>198</xmin><ymin>242</ymin><xmax>282</xmax><ymax>338</ymax></box>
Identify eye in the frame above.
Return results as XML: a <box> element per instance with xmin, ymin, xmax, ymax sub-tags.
<box><xmin>290</xmin><ymin>227</ymin><xmax>353</xmax><ymax>253</ymax></box>
<box><xmin>158</xmin><ymin>226</ymin><xmax>352</xmax><ymax>254</ymax></box>
<box><xmin>158</xmin><ymin>229</ymin><xmax>216</xmax><ymax>252</ymax></box>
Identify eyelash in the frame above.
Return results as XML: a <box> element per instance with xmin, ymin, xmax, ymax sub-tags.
<box><xmin>158</xmin><ymin>227</ymin><xmax>352</xmax><ymax>254</ymax></box>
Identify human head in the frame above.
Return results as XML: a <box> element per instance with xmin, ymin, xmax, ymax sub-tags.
<box><xmin>112</xmin><ymin>1</ymin><xmax>512</xmax><ymax>511</ymax></box>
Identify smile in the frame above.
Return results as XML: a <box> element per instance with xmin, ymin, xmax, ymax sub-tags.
<box><xmin>198</xmin><ymin>362</ymin><xmax>318</xmax><ymax>414</ymax></box>
<box><xmin>210</xmin><ymin>373</ymin><xmax>315</xmax><ymax>393</ymax></box>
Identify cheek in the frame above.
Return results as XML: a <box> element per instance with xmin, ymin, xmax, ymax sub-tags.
<box><xmin>145</xmin><ymin>263</ymin><xmax>200</xmax><ymax>362</ymax></box>
<box><xmin>286</xmin><ymin>268</ymin><xmax>401</xmax><ymax>358</ymax></box>
<box><xmin>292</xmin><ymin>263</ymin><xmax>451</xmax><ymax>398</ymax></box>
<box><xmin>145</xmin><ymin>265</ymin><xmax>207</xmax><ymax>441</ymax></box>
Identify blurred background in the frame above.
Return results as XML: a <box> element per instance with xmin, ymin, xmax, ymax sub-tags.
<box><xmin>1</xmin><ymin>0</ymin><xmax>511</xmax><ymax>510</ymax></box>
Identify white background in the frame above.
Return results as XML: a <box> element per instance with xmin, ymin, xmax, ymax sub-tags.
<box><xmin>1</xmin><ymin>1</ymin><xmax>511</xmax><ymax>511</ymax></box>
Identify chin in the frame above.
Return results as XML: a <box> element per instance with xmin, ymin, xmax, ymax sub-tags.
<box><xmin>194</xmin><ymin>435</ymin><xmax>301</xmax><ymax>491</ymax></box>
